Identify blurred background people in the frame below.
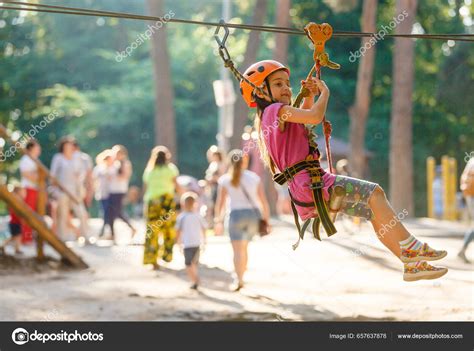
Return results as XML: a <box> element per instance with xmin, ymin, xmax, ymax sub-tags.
<box><xmin>19</xmin><ymin>139</ymin><xmax>42</xmax><ymax>244</ymax></box>
<box><xmin>205</xmin><ymin>145</ymin><xmax>226</xmax><ymax>226</ymax></box>
<box><xmin>93</xmin><ymin>149</ymin><xmax>115</xmax><ymax>237</ymax></box>
<box><xmin>214</xmin><ymin>149</ymin><xmax>270</xmax><ymax>291</ymax></box>
<box><xmin>142</xmin><ymin>146</ymin><xmax>179</xmax><ymax>269</ymax></box>
<box><xmin>50</xmin><ymin>136</ymin><xmax>88</xmax><ymax>241</ymax></box>
<box><xmin>107</xmin><ymin>145</ymin><xmax>136</xmax><ymax>240</ymax></box>
<box><xmin>458</xmin><ymin>157</ymin><xmax>474</xmax><ymax>263</ymax></box>
<box><xmin>73</xmin><ymin>141</ymin><xmax>94</xmax><ymax>212</ymax></box>
<box><xmin>0</xmin><ymin>186</ymin><xmax>26</xmax><ymax>255</ymax></box>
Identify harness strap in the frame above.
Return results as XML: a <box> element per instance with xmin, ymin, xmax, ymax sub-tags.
<box><xmin>273</xmin><ymin>159</ymin><xmax>321</xmax><ymax>185</ymax></box>
<box><xmin>300</xmin><ymin>219</ymin><xmax>312</xmax><ymax>240</ymax></box>
<box><xmin>290</xmin><ymin>195</ymin><xmax>302</xmax><ymax>233</ymax></box>
<box><xmin>312</xmin><ymin>217</ymin><xmax>321</xmax><ymax>241</ymax></box>
<box><xmin>311</xmin><ymin>185</ymin><xmax>336</xmax><ymax>236</ymax></box>
<box><xmin>280</xmin><ymin>156</ymin><xmax>337</xmax><ymax>248</ymax></box>
<box><xmin>288</xmin><ymin>190</ymin><xmax>313</xmax><ymax>207</ymax></box>
<box><xmin>292</xmin><ymin>218</ymin><xmax>313</xmax><ymax>250</ymax></box>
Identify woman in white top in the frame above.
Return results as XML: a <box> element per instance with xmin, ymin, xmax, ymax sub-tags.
<box><xmin>50</xmin><ymin>137</ymin><xmax>88</xmax><ymax>241</ymax></box>
<box><xmin>107</xmin><ymin>145</ymin><xmax>136</xmax><ymax>239</ymax></box>
<box><xmin>214</xmin><ymin>149</ymin><xmax>270</xmax><ymax>291</ymax></box>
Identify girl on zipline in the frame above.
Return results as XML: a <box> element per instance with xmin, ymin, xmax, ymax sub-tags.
<box><xmin>241</xmin><ymin>60</ymin><xmax>448</xmax><ymax>282</ymax></box>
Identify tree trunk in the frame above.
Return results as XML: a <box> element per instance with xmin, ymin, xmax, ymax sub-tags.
<box><xmin>147</xmin><ymin>0</ymin><xmax>177</xmax><ymax>159</ymax></box>
<box><xmin>230</xmin><ymin>0</ymin><xmax>268</xmax><ymax>149</ymax></box>
<box><xmin>389</xmin><ymin>0</ymin><xmax>417</xmax><ymax>215</ymax></box>
<box><xmin>273</xmin><ymin>0</ymin><xmax>291</xmax><ymax>65</ymax></box>
<box><xmin>348</xmin><ymin>0</ymin><xmax>377</xmax><ymax>179</ymax></box>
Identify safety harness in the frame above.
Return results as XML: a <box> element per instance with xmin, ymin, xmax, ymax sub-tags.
<box><xmin>215</xmin><ymin>22</ymin><xmax>341</xmax><ymax>249</ymax></box>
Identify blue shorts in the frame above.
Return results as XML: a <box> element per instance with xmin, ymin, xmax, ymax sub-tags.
<box><xmin>228</xmin><ymin>209</ymin><xmax>259</xmax><ymax>241</ymax></box>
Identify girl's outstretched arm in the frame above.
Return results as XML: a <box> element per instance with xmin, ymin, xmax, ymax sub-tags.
<box><xmin>279</xmin><ymin>79</ymin><xmax>329</xmax><ymax>125</ymax></box>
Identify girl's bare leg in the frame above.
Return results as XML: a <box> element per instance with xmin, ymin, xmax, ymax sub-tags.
<box><xmin>368</xmin><ymin>185</ymin><xmax>411</xmax><ymax>258</ymax></box>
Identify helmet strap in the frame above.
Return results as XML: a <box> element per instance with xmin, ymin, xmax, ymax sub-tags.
<box><xmin>264</xmin><ymin>77</ymin><xmax>276</xmax><ymax>103</ymax></box>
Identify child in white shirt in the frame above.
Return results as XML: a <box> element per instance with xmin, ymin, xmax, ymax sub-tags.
<box><xmin>175</xmin><ymin>192</ymin><xmax>207</xmax><ymax>289</ymax></box>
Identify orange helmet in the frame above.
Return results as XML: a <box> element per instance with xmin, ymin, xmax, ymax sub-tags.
<box><xmin>240</xmin><ymin>60</ymin><xmax>290</xmax><ymax>108</ymax></box>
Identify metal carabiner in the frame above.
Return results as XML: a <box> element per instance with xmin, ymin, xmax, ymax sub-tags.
<box><xmin>214</xmin><ymin>19</ymin><xmax>229</xmax><ymax>48</ymax></box>
<box><xmin>214</xmin><ymin>19</ymin><xmax>231</xmax><ymax>62</ymax></box>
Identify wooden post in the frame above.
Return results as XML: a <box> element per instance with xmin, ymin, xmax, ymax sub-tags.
<box><xmin>0</xmin><ymin>185</ymin><xmax>88</xmax><ymax>269</ymax></box>
<box><xmin>426</xmin><ymin>157</ymin><xmax>435</xmax><ymax>218</ymax></box>
<box><xmin>449</xmin><ymin>157</ymin><xmax>458</xmax><ymax>220</ymax></box>
<box><xmin>36</xmin><ymin>168</ymin><xmax>47</xmax><ymax>260</ymax></box>
<box><xmin>441</xmin><ymin>156</ymin><xmax>450</xmax><ymax>220</ymax></box>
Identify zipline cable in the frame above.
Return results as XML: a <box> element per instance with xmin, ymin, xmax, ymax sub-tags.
<box><xmin>1</xmin><ymin>2</ymin><xmax>474</xmax><ymax>41</ymax></box>
<box><xmin>6</xmin><ymin>1</ymin><xmax>473</xmax><ymax>39</ymax></box>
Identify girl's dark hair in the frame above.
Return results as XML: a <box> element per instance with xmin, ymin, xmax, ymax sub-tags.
<box><xmin>156</xmin><ymin>151</ymin><xmax>167</xmax><ymax>166</ymax></box>
<box><xmin>25</xmin><ymin>139</ymin><xmax>39</xmax><ymax>151</ymax></box>
<box><xmin>145</xmin><ymin>145</ymin><xmax>171</xmax><ymax>172</ymax></box>
<box><xmin>58</xmin><ymin>136</ymin><xmax>76</xmax><ymax>153</ymax></box>
<box><xmin>253</xmin><ymin>95</ymin><xmax>274</xmax><ymax>170</ymax></box>
<box><xmin>117</xmin><ymin>160</ymin><xmax>125</xmax><ymax>175</ymax></box>
<box><xmin>213</xmin><ymin>150</ymin><xmax>223</xmax><ymax>162</ymax></box>
<box><xmin>255</xmin><ymin>94</ymin><xmax>274</xmax><ymax>112</ymax></box>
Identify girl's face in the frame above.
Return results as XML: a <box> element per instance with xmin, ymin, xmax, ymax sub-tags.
<box><xmin>260</xmin><ymin>70</ymin><xmax>292</xmax><ymax>105</ymax></box>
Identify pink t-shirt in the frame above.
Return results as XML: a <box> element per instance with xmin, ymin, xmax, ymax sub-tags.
<box><xmin>261</xmin><ymin>103</ymin><xmax>336</xmax><ymax>221</ymax></box>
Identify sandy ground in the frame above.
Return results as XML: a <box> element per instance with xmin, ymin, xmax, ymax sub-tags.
<box><xmin>0</xmin><ymin>216</ymin><xmax>472</xmax><ymax>321</ymax></box>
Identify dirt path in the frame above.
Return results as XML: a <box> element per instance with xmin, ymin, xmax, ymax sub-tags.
<box><xmin>0</xmin><ymin>217</ymin><xmax>472</xmax><ymax>321</ymax></box>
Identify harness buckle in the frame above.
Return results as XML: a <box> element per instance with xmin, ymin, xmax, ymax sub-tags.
<box><xmin>310</xmin><ymin>181</ymin><xmax>324</xmax><ymax>190</ymax></box>
<box><xmin>284</xmin><ymin>162</ymin><xmax>303</xmax><ymax>182</ymax></box>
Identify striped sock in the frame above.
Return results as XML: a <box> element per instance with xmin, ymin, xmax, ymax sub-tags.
<box><xmin>399</xmin><ymin>235</ymin><xmax>422</xmax><ymax>252</ymax></box>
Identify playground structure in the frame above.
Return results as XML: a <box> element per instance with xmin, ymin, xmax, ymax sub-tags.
<box><xmin>0</xmin><ymin>125</ymin><xmax>88</xmax><ymax>269</ymax></box>
<box><xmin>426</xmin><ymin>156</ymin><xmax>458</xmax><ymax>220</ymax></box>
